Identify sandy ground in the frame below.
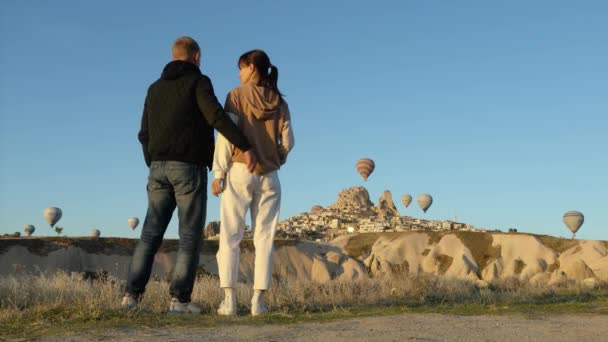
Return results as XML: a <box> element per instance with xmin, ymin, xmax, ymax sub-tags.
<box><xmin>37</xmin><ymin>313</ymin><xmax>608</xmax><ymax>342</ymax></box>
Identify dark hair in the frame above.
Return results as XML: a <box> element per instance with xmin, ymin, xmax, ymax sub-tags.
<box><xmin>238</xmin><ymin>49</ymin><xmax>284</xmax><ymax>97</ymax></box>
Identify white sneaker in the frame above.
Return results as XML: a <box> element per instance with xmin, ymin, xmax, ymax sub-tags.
<box><xmin>169</xmin><ymin>297</ymin><xmax>201</xmax><ymax>314</ymax></box>
<box><xmin>120</xmin><ymin>294</ymin><xmax>138</xmax><ymax>310</ymax></box>
<box><xmin>217</xmin><ymin>297</ymin><xmax>237</xmax><ymax>316</ymax></box>
<box><xmin>251</xmin><ymin>300</ymin><xmax>268</xmax><ymax>316</ymax></box>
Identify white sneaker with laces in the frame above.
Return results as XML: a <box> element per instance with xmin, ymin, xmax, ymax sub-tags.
<box><xmin>169</xmin><ymin>297</ymin><xmax>201</xmax><ymax>314</ymax></box>
<box><xmin>120</xmin><ymin>294</ymin><xmax>138</xmax><ymax>310</ymax></box>
<box><xmin>217</xmin><ymin>297</ymin><xmax>237</xmax><ymax>316</ymax></box>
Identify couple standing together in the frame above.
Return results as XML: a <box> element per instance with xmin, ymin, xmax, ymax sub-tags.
<box><xmin>121</xmin><ymin>36</ymin><xmax>295</xmax><ymax>316</ymax></box>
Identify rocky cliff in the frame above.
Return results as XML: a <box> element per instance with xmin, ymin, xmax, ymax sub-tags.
<box><xmin>0</xmin><ymin>237</ymin><xmax>365</xmax><ymax>285</ymax></box>
<box><xmin>331</xmin><ymin>231</ymin><xmax>608</xmax><ymax>286</ymax></box>
<box><xmin>1</xmin><ymin>232</ymin><xmax>606</xmax><ymax>287</ymax></box>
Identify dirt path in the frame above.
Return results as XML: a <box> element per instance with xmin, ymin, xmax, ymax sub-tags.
<box><xmin>43</xmin><ymin>313</ymin><xmax>608</xmax><ymax>341</ymax></box>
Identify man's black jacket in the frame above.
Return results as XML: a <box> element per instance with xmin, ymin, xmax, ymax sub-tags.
<box><xmin>138</xmin><ymin>60</ymin><xmax>250</xmax><ymax>168</ymax></box>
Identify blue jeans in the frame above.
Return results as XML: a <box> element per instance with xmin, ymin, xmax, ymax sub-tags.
<box><xmin>126</xmin><ymin>161</ymin><xmax>207</xmax><ymax>303</ymax></box>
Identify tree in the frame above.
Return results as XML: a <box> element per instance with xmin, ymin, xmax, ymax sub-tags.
<box><xmin>13</xmin><ymin>231</ymin><xmax>21</xmax><ymax>237</ymax></box>
<box><xmin>55</xmin><ymin>226</ymin><xmax>64</xmax><ymax>236</ymax></box>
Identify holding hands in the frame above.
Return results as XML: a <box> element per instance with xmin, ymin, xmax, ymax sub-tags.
<box><xmin>242</xmin><ymin>150</ymin><xmax>257</xmax><ymax>173</ymax></box>
<box><xmin>213</xmin><ymin>150</ymin><xmax>258</xmax><ymax>197</ymax></box>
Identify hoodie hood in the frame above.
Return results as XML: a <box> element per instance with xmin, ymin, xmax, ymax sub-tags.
<box><xmin>161</xmin><ymin>60</ymin><xmax>201</xmax><ymax>80</ymax></box>
<box><xmin>241</xmin><ymin>82</ymin><xmax>281</xmax><ymax>121</ymax></box>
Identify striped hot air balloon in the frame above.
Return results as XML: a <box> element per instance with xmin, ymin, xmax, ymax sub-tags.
<box><xmin>43</xmin><ymin>207</ymin><xmax>62</xmax><ymax>227</ymax></box>
<box><xmin>563</xmin><ymin>211</ymin><xmax>584</xmax><ymax>239</ymax></box>
<box><xmin>90</xmin><ymin>229</ymin><xmax>101</xmax><ymax>238</ymax></box>
<box><xmin>401</xmin><ymin>194</ymin><xmax>412</xmax><ymax>208</ymax></box>
<box><xmin>356</xmin><ymin>158</ymin><xmax>375</xmax><ymax>181</ymax></box>
<box><xmin>417</xmin><ymin>194</ymin><xmax>433</xmax><ymax>213</ymax></box>
<box><xmin>310</xmin><ymin>205</ymin><xmax>323</xmax><ymax>215</ymax></box>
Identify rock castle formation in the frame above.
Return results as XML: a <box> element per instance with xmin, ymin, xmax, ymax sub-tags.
<box><xmin>278</xmin><ymin>186</ymin><xmax>480</xmax><ymax>240</ymax></box>
<box><xmin>329</xmin><ymin>186</ymin><xmax>375</xmax><ymax>213</ymax></box>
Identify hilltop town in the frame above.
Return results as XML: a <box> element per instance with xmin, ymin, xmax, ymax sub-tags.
<box><xmin>206</xmin><ymin>186</ymin><xmax>491</xmax><ymax>241</ymax></box>
<box><xmin>275</xmin><ymin>186</ymin><xmax>489</xmax><ymax>240</ymax></box>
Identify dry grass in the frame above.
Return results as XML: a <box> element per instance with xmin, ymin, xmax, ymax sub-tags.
<box><xmin>342</xmin><ymin>232</ymin><xmax>383</xmax><ymax>259</ymax></box>
<box><xmin>1</xmin><ymin>269</ymin><xmax>607</xmax><ymax>338</ymax></box>
<box><xmin>533</xmin><ymin>235</ymin><xmax>580</xmax><ymax>253</ymax></box>
<box><xmin>454</xmin><ymin>231</ymin><xmax>501</xmax><ymax>274</ymax></box>
<box><xmin>435</xmin><ymin>254</ymin><xmax>454</xmax><ymax>275</ymax></box>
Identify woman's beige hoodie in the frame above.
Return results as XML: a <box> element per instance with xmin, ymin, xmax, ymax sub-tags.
<box><xmin>213</xmin><ymin>82</ymin><xmax>294</xmax><ymax>177</ymax></box>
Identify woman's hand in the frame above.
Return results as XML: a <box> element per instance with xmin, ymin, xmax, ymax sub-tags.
<box><xmin>212</xmin><ymin>178</ymin><xmax>225</xmax><ymax>196</ymax></box>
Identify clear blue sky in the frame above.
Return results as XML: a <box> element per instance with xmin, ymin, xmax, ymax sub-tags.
<box><xmin>1</xmin><ymin>1</ymin><xmax>606</xmax><ymax>240</ymax></box>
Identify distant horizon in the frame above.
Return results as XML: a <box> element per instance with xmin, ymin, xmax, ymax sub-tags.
<box><xmin>3</xmin><ymin>184</ymin><xmax>598</xmax><ymax>242</ymax></box>
<box><xmin>3</xmin><ymin>230</ymin><xmax>605</xmax><ymax>242</ymax></box>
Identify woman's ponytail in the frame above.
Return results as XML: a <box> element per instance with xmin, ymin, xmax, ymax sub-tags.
<box><xmin>267</xmin><ymin>65</ymin><xmax>282</xmax><ymax>98</ymax></box>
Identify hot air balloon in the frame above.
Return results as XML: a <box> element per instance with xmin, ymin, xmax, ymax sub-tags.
<box><xmin>417</xmin><ymin>194</ymin><xmax>433</xmax><ymax>213</ymax></box>
<box><xmin>563</xmin><ymin>211</ymin><xmax>584</xmax><ymax>239</ymax></box>
<box><xmin>90</xmin><ymin>229</ymin><xmax>100</xmax><ymax>238</ymax></box>
<box><xmin>401</xmin><ymin>194</ymin><xmax>412</xmax><ymax>208</ymax></box>
<box><xmin>128</xmin><ymin>217</ymin><xmax>140</xmax><ymax>230</ymax></box>
<box><xmin>310</xmin><ymin>205</ymin><xmax>323</xmax><ymax>215</ymax></box>
<box><xmin>43</xmin><ymin>207</ymin><xmax>62</xmax><ymax>227</ymax></box>
<box><xmin>24</xmin><ymin>225</ymin><xmax>35</xmax><ymax>237</ymax></box>
<box><xmin>356</xmin><ymin>158</ymin><xmax>375</xmax><ymax>181</ymax></box>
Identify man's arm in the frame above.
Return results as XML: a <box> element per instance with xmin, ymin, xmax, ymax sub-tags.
<box><xmin>195</xmin><ymin>75</ymin><xmax>250</xmax><ymax>151</ymax></box>
<box><xmin>137</xmin><ymin>100</ymin><xmax>151</xmax><ymax>167</ymax></box>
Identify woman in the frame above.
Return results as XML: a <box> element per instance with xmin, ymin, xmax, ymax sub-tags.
<box><xmin>212</xmin><ymin>49</ymin><xmax>295</xmax><ymax>316</ymax></box>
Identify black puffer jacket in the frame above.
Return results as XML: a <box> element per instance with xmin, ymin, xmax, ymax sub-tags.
<box><xmin>138</xmin><ymin>61</ymin><xmax>250</xmax><ymax>168</ymax></box>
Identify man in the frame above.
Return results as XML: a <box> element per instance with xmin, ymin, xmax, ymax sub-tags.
<box><xmin>121</xmin><ymin>36</ymin><xmax>256</xmax><ymax>314</ymax></box>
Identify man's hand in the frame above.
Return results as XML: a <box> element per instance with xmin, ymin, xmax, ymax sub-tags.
<box><xmin>278</xmin><ymin>145</ymin><xmax>288</xmax><ymax>165</ymax></box>
<box><xmin>211</xmin><ymin>178</ymin><xmax>225</xmax><ymax>197</ymax></box>
<box><xmin>242</xmin><ymin>150</ymin><xmax>257</xmax><ymax>173</ymax></box>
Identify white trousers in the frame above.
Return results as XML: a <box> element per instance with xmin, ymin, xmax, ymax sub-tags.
<box><xmin>217</xmin><ymin>163</ymin><xmax>281</xmax><ymax>290</ymax></box>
